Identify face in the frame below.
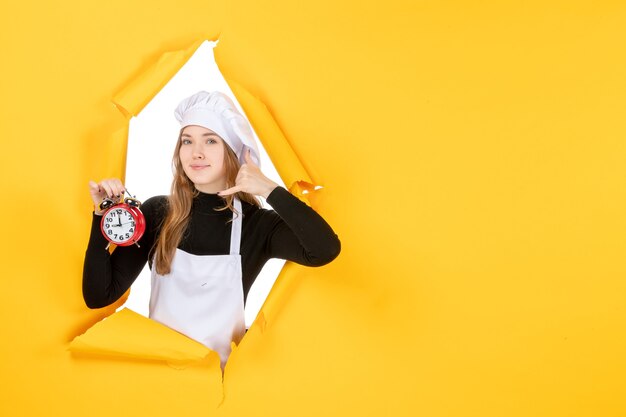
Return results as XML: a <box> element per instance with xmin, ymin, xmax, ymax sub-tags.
<box><xmin>178</xmin><ymin>125</ymin><xmax>227</xmax><ymax>193</ymax></box>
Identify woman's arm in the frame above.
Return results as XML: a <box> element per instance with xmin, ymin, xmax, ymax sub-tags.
<box><xmin>216</xmin><ymin>151</ymin><xmax>340</xmax><ymax>266</ymax></box>
<box><xmin>263</xmin><ymin>186</ymin><xmax>341</xmax><ymax>266</ymax></box>
<box><xmin>82</xmin><ymin>197</ymin><xmax>163</xmax><ymax>308</ymax></box>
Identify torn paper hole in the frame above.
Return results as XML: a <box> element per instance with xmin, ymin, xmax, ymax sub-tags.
<box><xmin>68</xmin><ymin>308</ymin><xmax>221</xmax><ymax>369</ymax></box>
<box><xmin>74</xmin><ymin>39</ymin><xmax>323</xmax><ymax>370</ymax></box>
<box><xmin>122</xmin><ymin>40</ymin><xmax>288</xmax><ymax>328</ymax></box>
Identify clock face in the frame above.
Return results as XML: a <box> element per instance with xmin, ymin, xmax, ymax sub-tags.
<box><xmin>102</xmin><ymin>207</ymin><xmax>137</xmax><ymax>244</ymax></box>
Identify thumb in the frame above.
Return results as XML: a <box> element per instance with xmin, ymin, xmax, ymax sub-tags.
<box><xmin>88</xmin><ymin>180</ymin><xmax>101</xmax><ymax>193</ymax></box>
<box><xmin>244</xmin><ymin>148</ymin><xmax>256</xmax><ymax>166</ymax></box>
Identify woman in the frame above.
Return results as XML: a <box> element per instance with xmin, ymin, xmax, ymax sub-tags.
<box><xmin>82</xmin><ymin>91</ymin><xmax>341</xmax><ymax>368</ymax></box>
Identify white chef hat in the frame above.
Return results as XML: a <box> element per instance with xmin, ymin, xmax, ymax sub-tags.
<box><xmin>174</xmin><ymin>91</ymin><xmax>261</xmax><ymax>167</ymax></box>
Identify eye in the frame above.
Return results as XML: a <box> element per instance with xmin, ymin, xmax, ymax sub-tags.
<box><xmin>182</xmin><ymin>139</ymin><xmax>191</xmax><ymax>145</ymax></box>
<box><xmin>208</xmin><ymin>138</ymin><xmax>217</xmax><ymax>144</ymax></box>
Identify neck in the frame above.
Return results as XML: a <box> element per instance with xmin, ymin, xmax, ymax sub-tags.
<box><xmin>193</xmin><ymin>181</ymin><xmax>226</xmax><ymax>194</ymax></box>
<box><xmin>192</xmin><ymin>187</ymin><xmax>228</xmax><ymax>214</ymax></box>
<box><xmin>195</xmin><ymin>187</ymin><xmax>220</xmax><ymax>195</ymax></box>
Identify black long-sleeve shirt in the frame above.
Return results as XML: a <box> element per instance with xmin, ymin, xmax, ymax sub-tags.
<box><xmin>83</xmin><ymin>186</ymin><xmax>341</xmax><ymax>309</ymax></box>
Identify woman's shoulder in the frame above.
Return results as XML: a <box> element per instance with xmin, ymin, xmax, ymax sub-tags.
<box><xmin>143</xmin><ymin>195</ymin><xmax>168</xmax><ymax>205</ymax></box>
<box><xmin>240</xmin><ymin>199</ymin><xmax>261</xmax><ymax>216</ymax></box>
<box><xmin>141</xmin><ymin>195</ymin><xmax>169</xmax><ymax>220</ymax></box>
<box><xmin>240</xmin><ymin>199</ymin><xmax>281</xmax><ymax>226</ymax></box>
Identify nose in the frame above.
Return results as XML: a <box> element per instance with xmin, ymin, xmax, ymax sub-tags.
<box><xmin>192</xmin><ymin>143</ymin><xmax>204</xmax><ymax>159</ymax></box>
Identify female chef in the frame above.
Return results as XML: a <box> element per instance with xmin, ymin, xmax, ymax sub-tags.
<box><xmin>82</xmin><ymin>91</ymin><xmax>341</xmax><ymax>369</ymax></box>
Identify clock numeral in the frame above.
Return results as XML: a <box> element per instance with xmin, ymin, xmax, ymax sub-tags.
<box><xmin>129</xmin><ymin>228</ymin><xmax>134</xmax><ymax>233</ymax></box>
<box><xmin>131</xmin><ymin>222</ymin><xmax>135</xmax><ymax>227</ymax></box>
<box><xmin>107</xmin><ymin>230</ymin><xmax>112</xmax><ymax>235</ymax></box>
<box><xmin>125</xmin><ymin>233</ymin><xmax>130</xmax><ymax>239</ymax></box>
<box><xmin>114</xmin><ymin>234</ymin><xmax>118</xmax><ymax>239</ymax></box>
<box><xmin>106</xmin><ymin>217</ymin><xmax>112</xmax><ymax>222</ymax></box>
<box><xmin>116</xmin><ymin>209</ymin><xmax>123</xmax><ymax>215</ymax></box>
<box><xmin>105</xmin><ymin>223</ymin><xmax>110</xmax><ymax>229</ymax></box>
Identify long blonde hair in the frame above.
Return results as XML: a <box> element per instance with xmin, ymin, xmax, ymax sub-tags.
<box><xmin>153</xmin><ymin>128</ymin><xmax>261</xmax><ymax>275</ymax></box>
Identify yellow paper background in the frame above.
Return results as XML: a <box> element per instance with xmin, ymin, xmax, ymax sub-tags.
<box><xmin>1</xmin><ymin>1</ymin><xmax>626</xmax><ymax>416</ymax></box>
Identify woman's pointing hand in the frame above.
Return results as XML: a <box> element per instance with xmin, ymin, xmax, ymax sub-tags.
<box><xmin>218</xmin><ymin>149</ymin><xmax>278</xmax><ymax>199</ymax></box>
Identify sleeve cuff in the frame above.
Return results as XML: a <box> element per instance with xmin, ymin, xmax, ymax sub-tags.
<box><xmin>88</xmin><ymin>212</ymin><xmax>109</xmax><ymax>249</ymax></box>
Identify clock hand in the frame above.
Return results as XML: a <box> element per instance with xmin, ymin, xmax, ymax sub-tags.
<box><xmin>110</xmin><ymin>221</ymin><xmax>135</xmax><ymax>228</ymax></box>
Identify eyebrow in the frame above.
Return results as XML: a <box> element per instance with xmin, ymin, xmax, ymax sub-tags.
<box><xmin>181</xmin><ymin>132</ymin><xmax>220</xmax><ymax>138</ymax></box>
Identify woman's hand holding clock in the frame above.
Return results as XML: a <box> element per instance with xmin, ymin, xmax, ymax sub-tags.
<box><xmin>88</xmin><ymin>178</ymin><xmax>127</xmax><ymax>215</ymax></box>
<box><xmin>88</xmin><ymin>178</ymin><xmax>145</xmax><ymax>247</ymax></box>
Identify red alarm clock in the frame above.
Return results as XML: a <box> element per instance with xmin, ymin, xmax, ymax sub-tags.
<box><xmin>99</xmin><ymin>192</ymin><xmax>146</xmax><ymax>247</ymax></box>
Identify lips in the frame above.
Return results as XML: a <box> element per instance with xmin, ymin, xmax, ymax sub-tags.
<box><xmin>190</xmin><ymin>164</ymin><xmax>210</xmax><ymax>170</ymax></box>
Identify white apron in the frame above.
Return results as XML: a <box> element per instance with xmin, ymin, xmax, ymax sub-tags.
<box><xmin>149</xmin><ymin>197</ymin><xmax>246</xmax><ymax>369</ymax></box>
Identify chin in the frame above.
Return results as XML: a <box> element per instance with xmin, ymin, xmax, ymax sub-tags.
<box><xmin>193</xmin><ymin>178</ymin><xmax>224</xmax><ymax>190</ymax></box>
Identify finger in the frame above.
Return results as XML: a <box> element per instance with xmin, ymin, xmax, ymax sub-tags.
<box><xmin>218</xmin><ymin>185</ymin><xmax>242</xmax><ymax>196</ymax></box>
<box><xmin>89</xmin><ymin>181</ymin><xmax>105</xmax><ymax>207</ymax></box>
<box><xmin>111</xmin><ymin>178</ymin><xmax>126</xmax><ymax>198</ymax></box>
<box><xmin>101</xmin><ymin>178</ymin><xmax>124</xmax><ymax>199</ymax></box>
<box><xmin>243</xmin><ymin>148</ymin><xmax>256</xmax><ymax>166</ymax></box>
<box><xmin>88</xmin><ymin>180</ymin><xmax>101</xmax><ymax>194</ymax></box>
<box><xmin>100</xmin><ymin>181</ymin><xmax>115</xmax><ymax>198</ymax></box>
